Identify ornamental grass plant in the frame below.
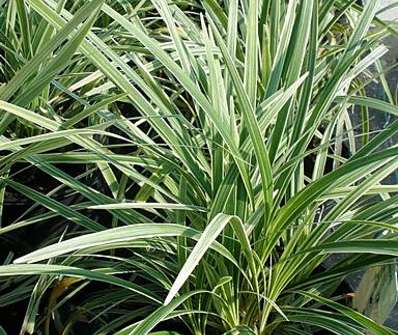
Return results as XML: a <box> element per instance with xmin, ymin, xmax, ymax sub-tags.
<box><xmin>1</xmin><ymin>0</ymin><xmax>398</xmax><ymax>334</ymax></box>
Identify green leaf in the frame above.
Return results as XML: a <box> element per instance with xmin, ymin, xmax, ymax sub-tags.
<box><xmin>165</xmin><ymin>214</ymin><xmax>240</xmax><ymax>304</ymax></box>
<box><xmin>88</xmin><ymin>202</ymin><xmax>206</xmax><ymax>212</ymax></box>
<box><xmin>6</xmin><ymin>179</ymin><xmax>104</xmax><ymax>232</ymax></box>
<box><xmin>14</xmin><ymin>223</ymin><xmax>236</xmax><ymax>266</ymax></box>
<box><xmin>126</xmin><ymin>291</ymin><xmax>205</xmax><ymax>335</ymax></box>
<box><xmin>298</xmin><ymin>291</ymin><xmax>395</xmax><ymax>335</ymax></box>
<box><xmin>0</xmin><ymin>264</ymin><xmax>160</xmax><ymax>303</ymax></box>
<box><xmin>306</xmin><ymin>239</ymin><xmax>398</xmax><ymax>257</ymax></box>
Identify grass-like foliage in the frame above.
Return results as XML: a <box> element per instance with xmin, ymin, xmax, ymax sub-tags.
<box><xmin>1</xmin><ymin>0</ymin><xmax>398</xmax><ymax>334</ymax></box>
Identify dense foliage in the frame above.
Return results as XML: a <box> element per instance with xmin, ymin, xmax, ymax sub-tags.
<box><xmin>1</xmin><ymin>0</ymin><xmax>398</xmax><ymax>334</ymax></box>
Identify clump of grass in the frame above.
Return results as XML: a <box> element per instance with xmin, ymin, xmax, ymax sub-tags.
<box><xmin>1</xmin><ymin>0</ymin><xmax>398</xmax><ymax>334</ymax></box>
